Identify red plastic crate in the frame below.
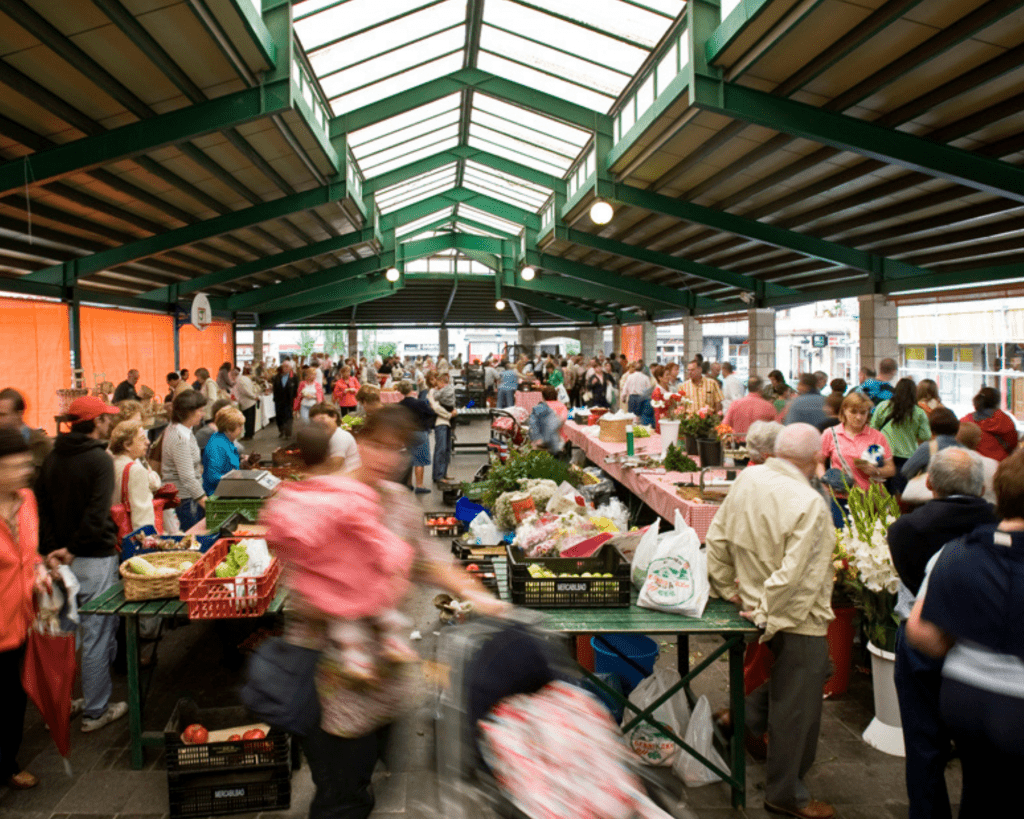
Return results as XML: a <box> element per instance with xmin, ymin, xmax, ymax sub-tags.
<box><xmin>179</xmin><ymin>539</ymin><xmax>280</xmax><ymax>619</ymax></box>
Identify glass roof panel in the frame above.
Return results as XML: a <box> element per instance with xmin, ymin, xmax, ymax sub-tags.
<box><xmin>351</xmin><ymin>106</ymin><xmax>460</xmax><ymax>161</ymax></box>
<box><xmin>462</xmin><ymin>174</ymin><xmax>541</xmax><ymax>211</ymax></box>
<box><xmin>452</xmin><ymin>221</ymin><xmax>508</xmax><ymax>239</ymax></box>
<box><xmin>329</xmin><ymin>51</ymin><xmax>465</xmax><ymax>115</ymax></box>
<box><xmin>295</xmin><ymin>0</ymin><xmax>451</xmax><ymax>51</ymax></box>
<box><xmin>375</xmin><ymin>163</ymin><xmax>458</xmax><ymax>211</ymax></box>
<box><xmin>395</xmin><ymin>207</ymin><xmax>455</xmax><ymax>237</ymax></box>
<box><xmin>484</xmin><ymin>0</ymin><xmax>647</xmax><ymax>75</ymax></box>
<box><xmin>467</xmin><ymin>126</ymin><xmax>572</xmax><ymax>175</ymax></box>
<box><xmin>362</xmin><ymin>134</ymin><xmax>460</xmax><ymax>176</ymax></box>
<box><xmin>514</xmin><ymin>0</ymin><xmax>677</xmax><ymax>48</ymax></box>
<box><xmin>356</xmin><ymin>122</ymin><xmax>459</xmax><ymax>173</ymax></box>
<box><xmin>472</xmin><ymin>95</ymin><xmax>590</xmax><ymax>148</ymax></box>
<box><xmin>463</xmin><ymin>161</ymin><xmax>550</xmax><ymax>209</ymax></box>
<box><xmin>457</xmin><ymin>204</ymin><xmax>524</xmax><ymax>235</ymax></box>
<box><xmin>476</xmin><ymin>52</ymin><xmax>614</xmax><ymax>112</ymax></box>
<box><xmin>478</xmin><ymin>27</ymin><xmax>626</xmax><ymax>97</ymax></box>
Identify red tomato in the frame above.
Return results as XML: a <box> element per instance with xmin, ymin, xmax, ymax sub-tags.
<box><xmin>446</xmin><ymin>517</ymin><xmax>458</xmax><ymax>525</ymax></box>
<box><xmin>243</xmin><ymin>728</ymin><xmax>267</xmax><ymax>740</ymax></box>
<box><xmin>228</xmin><ymin>734</ymin><xmax>242</xmax><ymax>742</ymax></box>
<box><xmin>465</xmin><ymin>563</ymin><xmax>479</xmax><ymax>572</ymax></box>
<box><xmin>182</xmin><ymin>724</ymin><xmax>208</xmax><ymax>744</ymax></box>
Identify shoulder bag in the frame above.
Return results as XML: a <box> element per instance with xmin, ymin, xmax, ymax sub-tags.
<box><xmin>111</xmin><ymin>462</ymin><xmax>168</xmax><ymax>540</ymax></box>
<box><xmin>822</xmin><ymin>427</ymin><xmax>857</xmax><ymax>494</ymax></box>
<box><xmin>240</xmin><ymin>636</ymin><xmax>321</xmax><ymax>737</ymax></box>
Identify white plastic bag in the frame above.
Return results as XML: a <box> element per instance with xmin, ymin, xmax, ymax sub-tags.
<box><xmin>674</xmin><ymin>695</ymin><xmax>729</xmax><ymax>787</ymax></box>
<box><xmin>630</xmin><ymin>517</ymin><xmax>662</xmax><ymax>589</ymax></box>
<box><xmin>556</xmin><ymin>384</ymin><xmax>570</xmax><ymax>405</ymax></box>
<box><xmin>621</xmin><ymin>668</ymin><xmax>691</xmax><ymax>767</ymax></box>
<box><xmin>638</xmin><ymin>514</ymin><xmax>709</xmax><ymax>618</ymax></box>
<box><xmin>469</xmin><ymin>510</ymin><xmax>501</xmax><ymax>546</ymax></box>
<box><xmin>592</xmin><ymin>497</ymin><xmax>628</xmax><ymax>534</ymax></box>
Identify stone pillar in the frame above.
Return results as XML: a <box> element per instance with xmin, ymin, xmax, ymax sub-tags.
<box><xmin>682</xmin><ymin>316</ymin><xmax>703</xmax><ymax>364</ymax></box>
<box><xmin>517</xmin><ymin>327</ymin><xmax>538</xmax><ymax>355</ymax></box>
<box><xmin>579</xmin><ymin>327</ymin><xmax>602</xmax><ymax>361</ymax></box>
<box><xmin>858</xmin><ymin>294</ymin><xmax>898</xmax><ymax>368</ymax></box>
<box><xmin>348</xmin><ymin>327</ymin><xmax>358</xmax><ymax>360</ymax></box>
<box><xmin>252</xmin><ymin>329</ymin><xmax>264</xmax><ymax>367</ymax></box>
<box><xmin>747</xmin><ymin>308</ymin><xmax>776</xmax><ymax>375</ymax></box>
<box><xmin>438</xmin><ymin>327</ymin><xmax>450</xmax><ymax>360</ymax></box>
<box><xmin>611</xmin><ymin>324</ymin><xmax>622</xmax><ymax>357</ymax></box>
<box><xmin>642</xmin><ymin>321</ymin><xmax>658</xmax><ymax>365</ymax></box>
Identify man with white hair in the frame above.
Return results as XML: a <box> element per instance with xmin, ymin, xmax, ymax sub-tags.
<box><xmin>706</xmin><ymin>423</ymin><xmax>836</xmax><ymax>819</ymax></box>
<box><xmin>886</xmin><ymin>447</ymin><xmax>995</xmax><ymax>819</ymax></box>
<box><xmin>744</xmin><ymin>419</ymin><xmax>784</xmax><ymax>464</ymax></box>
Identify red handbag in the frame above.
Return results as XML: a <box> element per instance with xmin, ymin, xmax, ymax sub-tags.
<box><xmin>111</xmin><ymin>462</ymin><xmax>166</xmax><ymax>540</ymax></box>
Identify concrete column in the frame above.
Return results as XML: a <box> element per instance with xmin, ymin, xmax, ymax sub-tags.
<box><xmin>517</xmin><ymin>327</ymin><xmax>537</xmax><ymax>355</ymax></box>
<box><xmin>612</xmin><ymin>324</ymin><xmax>622</xmax><ymax>357</ymax></box>
<box><xmin>438</xmin><ymin>327</ymin><xmax>450</xmax><ymax>360</ymax></box>
<box><xmin>642</xmin><ymin>321</ymin><xmax>658</xmax><ymax>365</ymax></box>
<box><xmin>682</xmin><ymin>316</ymin><xmax>703</xmax><ymax>363</ymax></box>
<box><xmin>858</xmin><ymin>294</ymin><xmax>898</xmax><ymax>367</ymax></box>
<box><xmin>348</xmin><ymin>327</ymin><xmax>358</xmax><ymax>360</ymax></box>
<box><xmin>252</xmin><ymin>328</ymin><xmax>264</xmax><ymax>367</ymax></box>
<box><xmin>747</xmin><ymin>308</ymin><xmax>776</xmax><ymax>375</ymax></box>
<box><xmin>580</xmin><ymin>327</ymin><xmax>602</xmax><ymax>360</ymax></box>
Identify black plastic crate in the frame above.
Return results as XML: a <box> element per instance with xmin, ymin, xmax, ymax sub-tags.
<box><xmin>423</xmin><ymin>512</ymin><xmax>462</xmax><ymax>537</ymax></box>
<box><xmin>456</xmin><ymin>557</ymin><xmax>499</xmax><ymax>595</ymax></box>
<box><xmin>505</xmin><ymin>542</ymin><xmax>631</xmax><ymax>608</ymax></box>
<box><xmin>168</xmin><ymin>764</ymin><xmax>290</xmax><ymax>818</ymax></box>
<box><xmin>165</xmin><ymin>699</ymin><xmax>289</xmax><ymax>773</ymax></box>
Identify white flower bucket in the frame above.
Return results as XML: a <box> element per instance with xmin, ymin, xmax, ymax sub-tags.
<box><xmin>659</xmin><ymin>419</ymin><xmax>680</xmax><ymax>459</ymax></box>
<box><xmin>862</xmin><ymin>641</ymin><xmax>905</xmax><ymax>757</ymax></box>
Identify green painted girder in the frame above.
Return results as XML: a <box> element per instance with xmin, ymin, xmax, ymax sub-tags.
<box><xmin>880</xmin><ymin>261</ymin><xmax>1024</xmax><ymax>296</ymax></box>
<box><xmin>453</xmin><ymin>217</ymin><xmax>519</xmax><ymax>240</ymax></box>
<box><xmin>24</xmin><ymin>178</ymin><xmax>347</xmax><ymax>287</ymax></box>
<box><xmin>0</xmin><ymin>276</ymin><xmax>174</xmax><ymax>313</ymax></box>
<box><xmin>602</xmin><ymin>181</ymin><xmax>928</xmax><ymax>279</ymax></box>
<box><xmin>524</xmin><ymin>248</ymin><xmax>696</xmax><ymax>311</ymax></box>
<box><xmin>397</xmin><ymin>216</ymin><xmax>456</xmax><ymax>242</ymax></box>
<box><xmin>363</xmin><ymin>146</ymin><xmax>564</xmax><ymax>196</ymax></box>
<box><xmin>331</xmin><ymin>68</ymin><xmax>612</xmax><ymax>136</ymax></box>
<box><xmin>554</xmin><ymin>225</ymin><xmax>800</xmax><ymax>297</ymax></box>
<box><xmin>693</xmin><ymin>81</ymin><xmax>1024</xmax><ymax>204</ymax></box>
<box><xmin>704</xmin><ymin>0</ymin><xmax>775</xmax><ymax>64</ymax></box>
<box><xmin>503</xmin><ymin>287</ymin><xmax>605</xmax><ymax>324</ymax></box>
<box><xmin>226</xmin><ymin>0</ymin><xmax>277</xmax><ymax>68</ymax></box>
<box><xmin>0</xmin><ymin>79</ymin><xmax>291</xmax><ymax>196</ymax></box>
<box><xmin>228</xmin><ymin>253</ymin><xmax>388</xmax><ymax>311</ymax></box>
<box><xmin>516</xmin><ymin>272</ymin><xmax>666</xmax><ymax>317</ymax></box>
<box><xmin>136</xmin><ymin>226</ymin><xmax>376</xmax><ymax>302</ymax></box>
<box><xmin>381</xmin><ymin>187</ymin><xmax>537</xmax><ymax>232</ymax></box>
<box><xmin>260</xmin><ymin>282</ymin><xmax>402</xmax><ymax>328</ymax></box>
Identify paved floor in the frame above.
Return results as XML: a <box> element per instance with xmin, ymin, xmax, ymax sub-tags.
<box><xmin>1</xmin><ymin>414</ymin><xmax>960</xmax><ymax>819</ymax></box>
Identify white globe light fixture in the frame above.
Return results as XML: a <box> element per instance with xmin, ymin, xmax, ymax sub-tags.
<box><xmin>385</xmin><ymin>267</ymin><xmax>400</xmax><ymax>282</ymax></box>
<box><xmin>589</xmin><ymin>199</ymin><xmax>614</xmax><ymax>225</ymax></box>
<box><xmin>495</xmin><ymin>299</ymin><xmax>506</xmax><ymax>311</ymax></box>
<box><xmin>521</xmin><ymin>266</ymin><xmax>536</xmax><ymax>281</ymax></box>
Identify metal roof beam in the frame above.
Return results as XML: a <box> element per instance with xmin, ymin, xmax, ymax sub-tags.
<box><xmin>228</xmin><ymin>253</ymin><xmax>389</xmax><ymax>311</ymax></box>
<box><xmin>23</xmin><ymin>177</ymin><xmax>347</xmax><ymax>287</ymax></box>
<box><xmin>693</xmin><ymin>81</ymin><xmax>1024</xmax><ymax>205</ymax></box>
<box><xmin>503</xmin><ymin>288</ymin><xmax>602</xmax><ymax>324</ymax></box>
<box><xmin>514</xmin><ymin>272</ymin><xmax>669</xmax><ymax>317</ymax></box>
<box><xmin>0</xmin><ymin>80</ymin><xmax>291</xmax><ymax>196</ymax></box>
<box><xmin>331</xmin><ymin>68</ymin><xmax>611</xmax><ymax>136</ymax></box>
<box><xmin>259</xmin><ymin>282</ymin><xmax>402</xmax><ymax>328</ymax></box>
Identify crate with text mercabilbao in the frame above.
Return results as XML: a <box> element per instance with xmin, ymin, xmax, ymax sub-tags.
<box><xmin>505</xmin><ymin>538</ymin><xmax>631</xmax><ymax>609</ymax></box>
<box><xmin>164</xmin><ymin>698</ymin><xmax>290</xmax><ymax>819</ymax></box>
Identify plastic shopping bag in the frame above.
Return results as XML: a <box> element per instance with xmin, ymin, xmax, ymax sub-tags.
<box><xmin>674</xmin><ymin>695</ymin><xmax>729</xmax><ymax>787</ymax></box>
<box><xmin>630</xmin><ymin>516</ymin><xmax>661</xmax><ymax>589</ymax></box>
<box><xmin>637</xmin><ymin>513</ymin><xmax>709</xmax><ymax>618</ymax></box>
<box><xmin>469</xmin><ymin>510</ymin><xmax>502</xmax><ymax>546</ymax></box>
<box><xmin>622</xmin><ymin>668</ymin><xmax>691</xmax><ymax>767</ymax></box>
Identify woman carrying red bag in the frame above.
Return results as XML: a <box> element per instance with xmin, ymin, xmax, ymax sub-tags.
<box><xmin>0</xmin><ymin>427</ymin><xmax>52</xmax><ymax>790</ymax></box>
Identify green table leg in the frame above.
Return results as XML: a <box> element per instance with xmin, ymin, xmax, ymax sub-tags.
<box><xmin>125</xmin><ymin>614</ymin><xmax>144</xmax><ymax>770</ymax></box>
<box><xmin>729</xmin><ymin>637</ymin><xmax>746</xmax><ymax>808</ymax></box>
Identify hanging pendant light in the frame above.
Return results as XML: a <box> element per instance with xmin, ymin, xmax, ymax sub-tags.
<box><xmin>589</xmin><ymin>200</ymin><xmax>614</xmax><ymax>225</ymax></box>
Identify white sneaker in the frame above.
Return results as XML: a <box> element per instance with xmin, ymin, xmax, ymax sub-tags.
<box><xmin>70</xmin><ymin>698</ymin><xmax>85</xmax><ymax>719</ymax></box>
<box><xmin>81</xmin><ymin>701</ymin><xmax>128</xmax><ymax>733</ymax></box>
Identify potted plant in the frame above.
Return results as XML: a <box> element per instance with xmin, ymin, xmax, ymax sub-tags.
<box><xmin>838</xmin><ymin>483</ymin><xmax>904</xmax><ymax>756</ymax></box>
<box><xmin>680</xmin><ymin>407</ymin><xmax>724</xmax><ymax>466</ymax></box>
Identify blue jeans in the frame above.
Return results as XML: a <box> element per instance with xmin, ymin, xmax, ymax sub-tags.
<box><xmin>176</xmin><ymin>497</ymin><xmax>206</xmax><ymax>531</ymax></box>
<box><xmin>73</xmin><ymin>556</ymin><xmax>120</xmax><ymax>719</ymax></box>
<box><xmin>894</xmin><ymin>620</ymin><xmax>952</xmax><ymax>819</ymax></box>
<box><xmin>432</xmin><ymin>424</ymin><xmax>452</xmax><ymax>482</ymax></box>
<box><xmin>497</xmin><ymin>388</ymin><xmax>516</xmax><ymax>409</ymax></box>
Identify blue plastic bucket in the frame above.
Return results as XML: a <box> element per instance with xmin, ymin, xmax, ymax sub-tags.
<box><xmin>591</xmin><ymin>634</ymin><xmax>660</xmax><ymax>693</ymax></box>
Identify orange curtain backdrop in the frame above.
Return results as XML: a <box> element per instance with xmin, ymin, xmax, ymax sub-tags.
<box><xmin>80</xmin><ymin>306</ymin><xmax>175</xmax><ymax>401</ymax></box>
<box><xmin>179</xmin><ymin>321</ymin><xmax>234</xmax><ymax>376</ymax></box>
<box><xmin>621</xmin><ymin>325</ymin><xmax>643</xmax><ymax>362</ymax></box>
<box><xmin>0</xmin><ymin>297</ymin><xmax>71</xmax><ymax>431</ymax></box>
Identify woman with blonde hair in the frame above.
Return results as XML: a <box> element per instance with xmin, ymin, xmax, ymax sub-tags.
<box><xmin>821</xmin><ymin>391</ymin><xmax>896</xmax><ymax>491</ymax></box>
<box><xmin>294</xmin><ymin>366</ymin><xmax>324</xmax><ymax>423</ymax></box>
<box><xmin>113</xmin><ymin>400</ymin><xmax>143</xmax><ymax>428</ymax></box>
<box><xmin>202</xmin><ymin>406</ymin><xmax>244</xmax><ymax>497</ymax></box>
<box><xmin>110</xmin><ymin>420</ymin><xmax>162</xmax><ymax>532</ymax></box>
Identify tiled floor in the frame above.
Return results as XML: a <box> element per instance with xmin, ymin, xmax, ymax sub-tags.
<box><xmin>1</xmin><ymin>415</ymin><xmax>960</xmax><ymax>818</ymax></box>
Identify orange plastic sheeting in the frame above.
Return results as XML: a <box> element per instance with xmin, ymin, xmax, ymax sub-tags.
<box><xmin>80</xmin><ymin>306</ymin><xmax>175</xmax><ymax>401</ymax></box>
<box><xmin>621</xmin><ymin>325</ymin><xmax>643</xmax><ymax>362</ymax></box>
<box><xmin>0</xmin><ymin>298</ymin><xmax>71</xmax><ymax>432</ymax></box>
<box><xmin>179</xmin><ymin>322</ymin><xmax>234</xmax><ymax>376</ymax></box>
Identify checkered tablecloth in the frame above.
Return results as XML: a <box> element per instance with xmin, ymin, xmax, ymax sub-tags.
<box><xmin>514</xmin><ymin>390</ymin><xmax>543</xmax><ymax>413</ymax></box>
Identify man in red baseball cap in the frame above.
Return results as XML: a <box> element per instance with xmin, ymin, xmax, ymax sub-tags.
<box><xmin>35</xmin><ymin>394</ymin><xmax>127</xmax><ymax>733</ymax></box>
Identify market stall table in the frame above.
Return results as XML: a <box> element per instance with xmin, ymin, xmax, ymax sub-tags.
<box><xmin>562</xmin><ymin>420</ymin><xmax>723</xmax><ymax>540</ymax></box>
<box><xmin>491</xmin><ymin>560</ymin><xmax>757</xmax><ymax>808</ymax></box>
<box><xmin>79</xmin><ymin>582</ymin><xmax>287</xmax><ymax>770</ymax></box>
<box><xmin>257</xmin><ymin>392</ymin><xmax>275</xmax><ymax>429</ymax></box>
<box><xmin>380</xmin><ymin>390</ymin><xmax>402</xmax><ymax>404</ymax></box>
<box><xmin>514</xmin><ymin>390</ymin><xmax>542</xmax><ymax>413</ymax></box>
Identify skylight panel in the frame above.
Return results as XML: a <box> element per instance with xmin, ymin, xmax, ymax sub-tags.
<box><xmin>477</xmin><ymin>52</ymin><xmax>614</xmax><ymax>112</ymax></box>
<box><xmin>468</xmin><ymin>125</ymin><xmax>575</xmax><ymax>175</ymax></box>
<box><xmin>375</xmin><ymin>164</ymin><xmax>458</xmax><ymax>208</ymax></box>
<box><xmin>458</xmin><ymin>204</ymin><xmax>523</xmax><ymax>235</ymax></box>
<box><xmin>464</xmin><ymin>160</ymin><xmax>550</xmax><ymax>198</ymax></box>
<box><xmin>518</xmin><ymin>0</ymin><xmax>670</xmax><ymax>48</ymax></box>
<box><xmin>329</xmin><ymin>51</ymin><xmax>463</xmax><ymax>116</ymax></box>
<box><xmin>472</xmin><ymin>96</ymin><xmax>590</xmax><ymax>148</ymax></box>
<box><xmin>396</xmin><ymin>207</ymin><xmax>454</xmax><ymax>237</ymax></box>
<box><xmin>361</xmin><ymin>133</ymin><xmax>460</xmax><ymax>176</ymax></box>
<box><xmin>295</xmin><ymin>0</ymin><xmax>448</xmax><ymax>51</ymax></box>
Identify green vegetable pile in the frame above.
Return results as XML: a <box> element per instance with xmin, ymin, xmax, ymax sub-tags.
<box><xmin>632</xmin><ymin>426</ymin><xmax>651</xmax><ymax>438</ymax></box>
<box><xmin>340</xmin><ymin>414</ymin><xmax>365</xmax><ymax>433</ymax></box>
<box><xmin>215</xmin><ymin>542</ymin><xmax>249</xmax><ymax>578</ymax></box>
<box><xmin>465</xmin><ymin>448</ymin><xmax>581</xmax><ymax>510</ymax></box>
<box><xmin>663</xmin><ymin>443</ymin><xmax>699</xmax><ymax>474</ymax></box>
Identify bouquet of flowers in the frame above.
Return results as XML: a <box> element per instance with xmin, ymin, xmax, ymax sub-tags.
<box><xmin>659</xmin><ymin>391</ymin><xmax>692</xmax><ymax>421</ymax></box>
<box><xmin>678</xmin><ymin>405</ymin><xmax>723</xmax><ymax>440</ymax></box>
<box><xmin>837</xmin><ymin>483</ymin><xmax>902</xmax><ymax>650</ymax></box>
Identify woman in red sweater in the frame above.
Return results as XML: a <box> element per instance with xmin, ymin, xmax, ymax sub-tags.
<box><xmin>960</xmin><ymin>387</ymin><xmax>1019</xmax><ymax>461</ymax></box>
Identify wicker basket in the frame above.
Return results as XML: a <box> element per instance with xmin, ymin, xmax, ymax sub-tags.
<box><xmin>120</xmin><ymin>551</ymin><xmax>201</xmax><ymax>601</ymax></box>
<box><xmin>56</xmin><ymin>388</ymin><xmax>89</xmax><ymax>415</ymax></box>
<box><xmin>598</xmin><ymin>417</ymin><xmax>629</xmax><ymax>443</ymax></box>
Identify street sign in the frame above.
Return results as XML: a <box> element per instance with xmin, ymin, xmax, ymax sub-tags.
<box><xmin>812</xmin><ymin>334</ymin><xmax>828</xmax><ymax>348</ymax></box>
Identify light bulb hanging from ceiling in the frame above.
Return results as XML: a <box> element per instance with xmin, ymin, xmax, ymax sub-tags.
<box><xmin>521</xmin><ymin>266</ymin><xmax>536</xmax><ymax>281</ymax></box>
<box><xmin>495</xmin><ymin>299</ymin><xmax>506</xmax><ymax>310</ymax></box>
<box><xmin>589</xmin><ymin>200</ymin><xmax>614</xmax><ymax>225</ymax></box>
<box><xmin>385</xmin><ymin>267</ymin><xmax>400</xmax><ymax>282</ymax></box>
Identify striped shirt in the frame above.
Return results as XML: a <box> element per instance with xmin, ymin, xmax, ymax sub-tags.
<box><xmin>679</xmin><ymin>376</ymin><xmax>723</xmax><ymax>412</ymax></box>
<box><xmin>870</xmin><ymin>400</ymin><xmax>931</xmax><ymax>459</ymax></box>
<box><xmin>161</xmin><ymin>422</ymin><xmax>204</xmax><ymax>499</ymax></box>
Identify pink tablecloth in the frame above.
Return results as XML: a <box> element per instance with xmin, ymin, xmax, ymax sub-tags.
<box><xmin>515</xmin><ymin>390</ymin><xmax>543</xmax><ymax>413</ymax></box>
<box><xmin>562</xmin><ymin>420</ymin><xmax>723</xmax><ymax>541</ymax></box>
<box><xmin>380</xmin><ymin>391</ymin><xmax>402</xmax><ymax>404</ymax></box>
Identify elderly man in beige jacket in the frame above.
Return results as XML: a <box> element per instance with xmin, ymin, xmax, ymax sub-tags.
<box><xmin>706</xmin><ymin>422</ymin><xmax>836</xmax><ymax>819</ymax></box>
